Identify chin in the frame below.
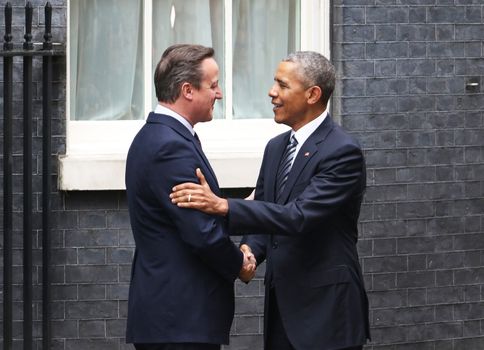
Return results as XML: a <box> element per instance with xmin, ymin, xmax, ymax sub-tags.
<box><xmin>197</xmin><ymin>115</ymin><xmax>212</xmax><ymax>123</ymax></box>
<box><xmin>274</xmin><ymin>114</ymin><xmax>285</xmax><ymax>124</ymax></box>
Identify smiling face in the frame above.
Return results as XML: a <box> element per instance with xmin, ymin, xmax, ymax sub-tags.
<box><xmin>192</xmin><ymin>57</ymin><xmax>222</xmax><ymax>124</ymax></box>
<box><xmin>268</xmin><ymin>61</ymin><xmax>313</xmax><ymax>131</ymax></box>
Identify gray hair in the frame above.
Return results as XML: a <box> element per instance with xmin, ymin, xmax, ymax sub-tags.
<box><xmin>283</xmin><ymin>51</ymin><xmax>335</xmax><ymax>104</ymax></box>
<box><xmin>154</xmin><ymin>44</ymin><xmax>215</xmax><ymax>103</ymax></box>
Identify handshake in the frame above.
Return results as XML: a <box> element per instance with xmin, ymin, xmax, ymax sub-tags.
<box><xmin>239</xmin><ymin>244</ymin><xmax>257</xmax><ymax>283</ymax></box>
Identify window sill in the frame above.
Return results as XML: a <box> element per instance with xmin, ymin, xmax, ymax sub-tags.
<box><xmin>58</xmin><ymin>119</ymin><xmax>289</xmax><ymax>191</ymax></box>
<box><xmin>58</xmin><ymin>152</ymin><xmax>264</xmax><ymax>191</ymax></box>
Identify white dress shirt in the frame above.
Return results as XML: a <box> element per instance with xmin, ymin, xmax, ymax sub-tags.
<box><xmin>290</xmin><ymin>109</ymin><xmax>328</xmax><ymax>166</ymax></box>
<box><xmin>154</xmin><ymin>104</ymin><xmax>195</xmax><ymax>136</ymax></box>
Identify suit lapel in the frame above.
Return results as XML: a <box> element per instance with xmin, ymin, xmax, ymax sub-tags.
<box><xmin>147</xmin><ymin>112</ymin><xmax>219</xmax><ymax>191</ymax></box>
<box><xmin>269</xmin><ymin>131</ymin><xmax>292</xmax><ymax>202</ymax></box>
<box><xmin>192</xmin><ymin>135</ymin><xmax>219</xmax><ymax>188</ymax></box>
<box><xmin>278</xmin><ymin>116</ymin><xmax>335</xmax><ymax>204</ymax></box>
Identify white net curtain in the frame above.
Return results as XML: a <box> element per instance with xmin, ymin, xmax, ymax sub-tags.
<box><xmin>70</xmin><ymin>0</ymin><xmax>298</xmax><ymax>121</ymax></box>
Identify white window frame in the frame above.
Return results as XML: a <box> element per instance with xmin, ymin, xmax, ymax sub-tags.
<box><xmin>59</xmin><ymin>0</ymin><xmax>330</xmax><ymax>190</ymax></box>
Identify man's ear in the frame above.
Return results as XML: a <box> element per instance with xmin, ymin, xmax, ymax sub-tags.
<box><xmin>306</xmin><ymin>86</ymin><xmax>322</xmax><ymax>105</ymax></box>
<box><xmin>181</xmin><ymin>82</ymin><xmax>193</xmax><ymax>100</ymax></box>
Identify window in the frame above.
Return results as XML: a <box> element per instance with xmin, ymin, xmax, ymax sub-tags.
<box><xmin>61</xmin><ymin>0</ymin><xmax>330</xmax><ymax>190</ymax></box>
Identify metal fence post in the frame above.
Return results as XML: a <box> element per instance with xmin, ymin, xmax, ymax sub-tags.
<box><xmin>22</xmin><ymin>2</ymin><xmax>34</xmax><ymax>349</ymax></box>
<box><xmin>42</xmin><ymin>3</ymin><xmax>53</xmax><ymax>349</ymax></box>
<box><xmin>3</xmin><ymin>3</ymin><xmax>14</xmax><ymax>348</ymax></box>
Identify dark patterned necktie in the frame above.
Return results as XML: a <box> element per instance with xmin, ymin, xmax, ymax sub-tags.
<box><xmin>194</xmin><ymin>132</ymin><xmax>202</xmax><ymax>147</ymax></box>
<box><xmin>276</xmin><ymin>135</ymin><xmax>298</xmax><ymax>201</ymax></box>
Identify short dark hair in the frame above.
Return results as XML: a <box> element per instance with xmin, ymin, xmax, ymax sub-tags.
<box><xmin>283</xmin><ymin>51</ymin><xmax>336</xmax><ymax>105</ymax></box>
<box><xmin>154</xmin><ymin>44</ymin><xmax>215</xmax><ymax>103</ymax></box>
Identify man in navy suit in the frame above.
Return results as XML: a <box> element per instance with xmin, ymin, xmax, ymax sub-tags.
<box><xmin>171</xmin><ymin>51</ymin><xmax>370</xmax><ymax>350</ymax></box>
<box><xmin>125</xmin><ymin>44</ymin><xmax>255</xmax><ymax>350</ymax></box>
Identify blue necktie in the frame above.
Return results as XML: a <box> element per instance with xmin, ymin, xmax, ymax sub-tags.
<box><xmin>276</xmin><ymin>135</ymin><xmax>298</xmax><ymax>201</ymax></box>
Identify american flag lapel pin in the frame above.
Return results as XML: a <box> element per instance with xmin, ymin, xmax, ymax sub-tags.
<box><xmin>304</xmin><ymin>152</ymin><xmax>310</xmax><ymax>157</ymax></box>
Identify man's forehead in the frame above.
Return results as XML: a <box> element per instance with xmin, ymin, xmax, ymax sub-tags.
<box><xmin>274</xmin><ymin>61</ymin><xmax>299</xmax><ymax>79</ymax></box>
<box><xmin>201</xmin><ymin>58</ymin><xmax>219</xmax><ymax>78</ymax></box>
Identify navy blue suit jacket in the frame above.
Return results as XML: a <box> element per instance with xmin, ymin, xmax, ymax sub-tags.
<box><xmin>230</xmin><ymin>116</ymin><xmax>370</xmax><ymax>350</ymax></box>
<box><xmin>125</xmin><ymin>112</ymin><xmax>243</xmax><ymax>344</ymax></box>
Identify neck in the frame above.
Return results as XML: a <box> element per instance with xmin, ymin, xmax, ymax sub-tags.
<box><xmin>158</xmin><ymin>102</ymin><xmax>195</xmax><ymax>126</ymax></box>
<box><xmin>292</xmin><ymin>105</ymin><xmax>327</xmax><ymax>131</ymax></box>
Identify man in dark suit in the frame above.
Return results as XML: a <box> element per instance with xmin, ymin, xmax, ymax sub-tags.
<box><xmin>125</xmin><ymin>44</ymin><xmax>255</xmax><ymax>350</ymax></box>
<box><xmin>170</xmin><ymin>51</ymin><xmax>370</xmax><ymax>350</ymax></box>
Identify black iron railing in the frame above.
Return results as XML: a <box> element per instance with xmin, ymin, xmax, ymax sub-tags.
<box><xmin>1</xmin><ymin>2</ymin><xmax>64</xmax><ymax>349</ymax></box>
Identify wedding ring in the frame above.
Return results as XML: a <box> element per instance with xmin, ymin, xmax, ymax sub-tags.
<box><xmin>188</xmin><ymin>194</ymin><xmax>192</xmax><ymax>202</ymax></box>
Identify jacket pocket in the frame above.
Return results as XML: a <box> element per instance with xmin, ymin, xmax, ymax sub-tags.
<box><xmin>308</xmin><ymin>265</ymin><xmax>352</xmax><ymax>287</ymax></box>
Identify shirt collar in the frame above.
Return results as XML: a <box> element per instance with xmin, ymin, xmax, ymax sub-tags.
<box><xmin>292</xmin><ymin>109</ymin><xmax>328</xmax><ymax>146</ymax></box>
<box><xmin>154</xmin><ymin>104</ymin><xmax>195</xmax><ymax>136</ymax></box>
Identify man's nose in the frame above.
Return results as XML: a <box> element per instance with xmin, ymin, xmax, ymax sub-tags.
<box><xmin>268</xmin><ymin>85</ymin><xmax>277</xmax><ymax>97</ymax></box>
<box><xmin>216</xmin><ymin>86</ymin><xmax>223</xmax><ymax>99</ymax></box>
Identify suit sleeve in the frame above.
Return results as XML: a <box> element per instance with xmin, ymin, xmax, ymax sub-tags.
<box><xmin>240</xmin><ymin>146</ymin><xmax>270</xmax><ymax>264</ymax></box>
<box><xmin>228</xmin><ymin>142</ymin><xmax>365</xmax><ymax>236</ymax></box>
<box><xmin>150</xmin><ymin>137</ymin><xmax>243</xmax><ymax>282</ymax></box>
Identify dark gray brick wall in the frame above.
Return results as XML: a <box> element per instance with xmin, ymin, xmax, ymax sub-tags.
<box><xmin>1</xmin><ymin>1</ymin><xmax>483</xmax><ymax>349</ymax></box>
<box><xmin>333</xmin><ymin>1</ymin><xmax>484</xmax><ymax>349</ymax></box>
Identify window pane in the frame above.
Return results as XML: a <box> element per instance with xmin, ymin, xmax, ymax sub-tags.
<box><xmin>70</xmin><ymin>0</ymin><xmax>144</xmax><ymax>120</ymax></box>
<box><xmin>152</xmin><ymin>0</ymin><xmax>224</xmax><ymax>118</ymax></box>
<box><xmin>232</xmin><ymin>0</ymin><xmax>300</xmax><ymax>119</ymax></box>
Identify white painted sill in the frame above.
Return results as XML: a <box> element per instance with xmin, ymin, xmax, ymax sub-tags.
<box><xmin>58</xmin><ymin>119</ymin><xmax>289</xmax><ymax>190</ymax></box>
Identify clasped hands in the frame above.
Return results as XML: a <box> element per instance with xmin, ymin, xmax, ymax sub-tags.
<box><xmin>240</xmin><ymin>244</ymin><xmax>256</xmax><ymax>283</ymax></box>
<box><xmin>170</xmin><ymin>168</ymin><xmax>257</xmax><ymax>283</ymax></box>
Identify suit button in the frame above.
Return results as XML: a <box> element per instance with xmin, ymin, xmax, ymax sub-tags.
<box><xmin>272</xmin><ymin>242</ymin><xmax>278</xmax><ymax>249</ymax></box>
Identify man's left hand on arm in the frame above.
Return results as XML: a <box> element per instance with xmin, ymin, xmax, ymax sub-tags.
<box><xmin>170</xmin><ymin>168</ymin><xmax>229</xmax><ymax>216</ymax></box>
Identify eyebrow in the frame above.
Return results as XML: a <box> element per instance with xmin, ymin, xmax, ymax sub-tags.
<box><xmin>275</xmin><ymin>78</ymin><xmax>289</xmax><ymax>86</ymax></box>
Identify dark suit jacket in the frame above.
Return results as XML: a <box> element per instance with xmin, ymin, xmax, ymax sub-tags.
<box><xmin>125</xmin><ymin>112</ymin><xmax>243</xmax><ymax>345</ymax></box>
<box><xmin>229</xmin><ymin>116</ymin><xmax>370</xmax><ymax>350</ymax></box>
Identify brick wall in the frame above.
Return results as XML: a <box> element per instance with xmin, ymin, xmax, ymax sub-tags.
<box><xmin>1</xmin><ymin>1</ymin><xmax>483</xmax><ymax>349</ymax></box>
<box><xmin>332</xmin><ymin>1</ymin><xmax>484</xmax><ymax>349</ymax></box>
